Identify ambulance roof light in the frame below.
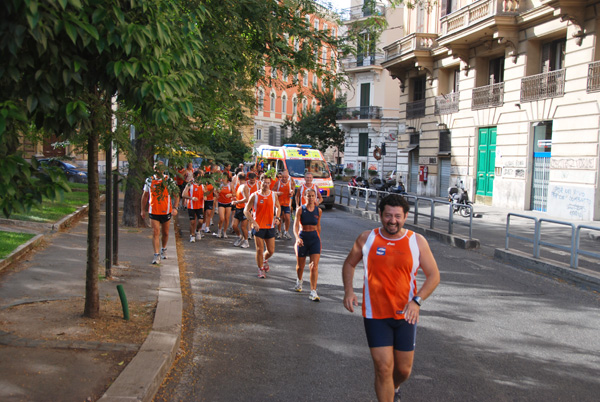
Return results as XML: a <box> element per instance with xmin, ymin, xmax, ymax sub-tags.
<box><xmin>283</xmin><ymin>144</ymin><xmax>312</xmax><ymax>148</ymax></box>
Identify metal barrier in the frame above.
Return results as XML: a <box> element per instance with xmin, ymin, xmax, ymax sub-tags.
<box><xmin>505</xmin><ymin>213</ymin><xmax>600</xmax><ymax>269</ymax></box>
<box><xmin>334</xmin><ymin>184</ymin><xmax>473</xmax><ymax>239</ymax></box>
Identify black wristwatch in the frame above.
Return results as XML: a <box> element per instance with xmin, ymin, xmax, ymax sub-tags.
<box><xmin>412</xmin><ymin>296</ymin><xmax>422</xmax><ymax>306</ymax></box>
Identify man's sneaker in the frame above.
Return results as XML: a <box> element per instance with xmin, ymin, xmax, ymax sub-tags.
<box><xmin>276</xmin><ymin>231</ymin><xmax>281</xmax><ymax>239</ymax></box>
<box><xmin>233</xmin><ymin>237</ymin><xmax>242</xmax><ymax>247</ymax></box>
<box><xmin>262</xmin><ymin>259</ymin><xmax>270</xmax><ymax>273</ymax></box>
<box><xmin>294</xmin><ymin>279</ymin><xmax>302</xmax><ymax>292</ymax></box>
<box><xmin>240</xmin><ymin>240</ymin><xmax>250</xmax><ymax>248</ymax></box>
<box><xmin>283</xmin><ymin>231</ymin><xmax>292</xmax><ymax>240</ymax></box>
<box><xmin>160</xmin><ymin>248</ymin><xmax>167</xmax><ymax>259</ymax></box>
<box><xmin>394</xmin><ymin>388</ymin><xmax>401</xmax><ymax>402</ymax></box>
<box><xmin>227</xmin><ymin>226</ymin><xmax>234</xmax><ymax>234</ymax></box>
<box><xmin>309</xmin><ymin>290</ymin><xmax>320</xmax><ymax>302</ymax></box>
<box><xmin>218</xmin><ymin>229</ymin><xmax>224</xmax><ymax>238</ymax></box>
<box><xmin>152</xmin><ymin>253</ymin><xmax>161</xmax><ymax>265</ymax></box>
<box><xmin>204</xmin><ymin>227</ymin><xmax>211</xmax><ymax>233</ymax></box>
<box><xmin>222</xmin><ymin>231</ymin><xmax>228</xmax><ymax>239</ymax></box>
<box><xmin>258</xmin><ymin>267</ymin><xmax>265</xmax><ymax>278</ymax></box>
<box><xmin>196</xmin><ymin>232</ymin><xmax>202</xmax><ymax>240</ymax></box>
<box><xmin>212</xmin><ymin>231</ymin><xmax>219</xmax><ymax>237</ymax></box>
<box><xmin>190</xmin><ymin>235</ymin><xmax>196</xmax><ymax>243</ymax></box>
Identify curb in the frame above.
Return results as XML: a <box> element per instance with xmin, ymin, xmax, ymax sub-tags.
<box><xmin>494</xmin><ymin>248</ymin><xmax>600</xmax><ymax>292</ymax></box>
<box><xmin>0</xmin><ymin>234</ymin><xmax>44</xmax><ymax>274</ymax></box>
<box><xmin>98</xmin><ymin>223</ymin><xmax>182</xmax><ymax>402</ymax></box>
<box><xmin>334</xmin><ymin>203</ymin><xmax>479</xmax><ymax>250</ymax></box>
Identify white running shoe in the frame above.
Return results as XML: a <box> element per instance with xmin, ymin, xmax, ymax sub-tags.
<box><xmin>276</xmin><ymin>231</ymin><xmax>281</xmax><ymax>239</ymax></box>
<box><xmin>204</xmin><ymin>227</ymin><xmax>211</xmax><ymax>233</ymax></box>
<box><xmin>294</xmin><ymin>279</ymin><xmax>302</xmax><ymax>292</ymax></box>
<box><xmin>212</xmin><ymin>231</ymin><xmax>219</xmax><ymax>237</ymax></box>
<box><xmin>152</xmin><ymin>253</ymin><xmax>161</xmax><ymax>265</ymax></box>
<box><xmin>218</xmin><ymin>229</ymin><xmax>223</xmax><ymax>238</ymax></box>
<box><xmin>223</xmin><ymin>230</ymin><xmax>228</xmax><ymax>239</ymax></box>
<box><xmin>196</xmin><ymin>232</ymin><xmax>202</xmax><ymax>240</ymax></box>
<box><xmin>160</xmin><ymin>248</ymin><xmax>167</xmax><ymax>259</ymax></box>
<box><xmin>283</xmin><ymin>231</ymin><xmax>292</xmax><ymax>240</ymax></box>
<box><xmin>190</xmin><ymin>235</ymin><xmax>196</xmax><ymax>243</ymax></box>
<box><xmin>262</xmin><ymin>259</ymin><xmax>270</xmax><ymax>273</ymax></box>
<box><xmin>240</xmin><ymin>240</ymin><xmax>250</xmax><ymax>248</ymax></box>
<box><xmin>258</xmin><ymin>267</ymin><xmax>265</xmax><ymax>278</ymax></box>
<box><xmin>309</xmin><ymin>290</ymin><xmax>320</xmax><ymax>302</ymax></box>
<box><xmin>233</xmin><ymin>237</ymin><xmax>242</xmax><ymax>247</ymax></box>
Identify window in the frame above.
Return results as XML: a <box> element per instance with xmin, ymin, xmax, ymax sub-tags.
<box><xmin>271</xmin><ymin>68</ymin><xmax>278</xmax><ymax>79</ymax></box>
<box><xmin>303</xmin><ymin>71</ymin><xmax>308</xmax><ymax>86</ymax></box>
<box><xmin>358</xmin><ymin>133</ymin><xmax>369</xmax><ymax>156</ymax></box>
<box><xmin>489</xmin><ymin>56</ymin><xmax>505</xmax><ymax>84</ymax></box>
<box><xmin>441</xmin><ymin>0</ymin><xmax>458</xmax><ymax>17</ymax></box>
<box><xmin>270</xmin><ymin>92</ymin><xmax>276</xmax><ymax>111</ymax></box>
<box><xmin>293</xmin><ymin>97</ymin><xmax>298</xmax><ymax>114</ymax></box>
<box><xmin>294</xmin><ymin>38</ymin><xmax>300</xmax><ymax>52</ymax></box>
<box><xmin>412</xmin><ymin>77</ymin><xmax>426</xmax><ymax>101</ymax></box>
<box><xmin>313</xmin><ymin>74</ymin><xmax>318</xmax><ymax>88</ymax></box>
<box><xmin>282</xmin><ymin>67</ymin><xmax>288</xmax><ymax>81</ymax></box>
<box><xmin>332</xmin><ymin>28</ymin><xmax>336</xmax><ymax>38</ymax></box>
<box><xmin>311</xmin><ymin>99</ymin><xmax>317</xmax><ymax>110</ymax></box>
<box><xmin>323</xmin><ymin>23</ymin><xmax>328</xmax><ymax>32</ymax></box>
<box><xmin>256</xmin><ymin>128</ymin><xmax>262</xmax><ymax>140</ymax></box>
<box><xmin>282</xmin><ymin>95</ymin><xmax>287</xmax><ymax>114</ymax></box>
<box><xmin>258</xmin><ymin>90</ymin><xmax>264</xmax><ymax>111</ymax></box>
<box><xmin>541</xmin><ymin>39</ymin><xmax>566</xmax><ymax>73</ymax></box>
<box><xmin>302</xmin><ymin>99</ymin><xmax>307</xmax><ymax>112</ymax></box>
<box><xmin>314</xmin><ymin>19</ymin><xmax>319</xmax><ymax>30</ymax></box>
<box><xmin>322</xmin><ymin>47</ymin><xmax>328</xmax><ymax>64</ymax></box>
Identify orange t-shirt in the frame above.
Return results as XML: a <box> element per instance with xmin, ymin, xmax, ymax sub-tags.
<box><xmin>217</xmin><ymin>183</ymin><xmax>233</xmax><ymax>204</ymax></box>
<box><xmin>274</xmin><ymin>179</ymin><xmax>293</xmax><ymax>207</ymax></box>
<box><xmin>247</xmin><ymin>181</ymin><xmax>259</xmax><ymax>195</ymax></box>
<box><xmin>204</xmin><ymin>184</ymin><xmax>214</xmax><ymax>201</ymax></box>
<box><xmin>144</xmin><ymin>175</ymin><xmax>173</xmax><ymax>215</ymax></box>
<box><xmin>361</xmin><ymin>228</ymin><xmax>420</xmax><ymax>320</ymax></box>
<box><xmin>186</xmin><ymin>183</ymin><xmax>204</xmax><ymax>210</ymax></box>
<box><xmin>252</xmin><ymin>191</ymin><xmax>277</xmax><ymax>229</ymax></box>
<box><xmin>235</xmin><ymin>183</ymin><xmax>247</xmax><ymax>209</ymax></box>
<box><xmin>299</xmin><ymin>183</ymin><xmax>320</xmax><ymax>206</ymax></box>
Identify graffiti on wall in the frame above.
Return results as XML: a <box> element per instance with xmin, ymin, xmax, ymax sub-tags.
<box><xmin>549</xmin><ymin>185</ymin><xmax>594</xmax><ymax>220</ymax></box>
<box><xmin>550</xmin><ymin>158</ymin><xmax>596</xmax><ymax>170</ymax></box>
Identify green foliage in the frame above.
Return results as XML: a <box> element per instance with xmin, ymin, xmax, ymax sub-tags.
<box><xmin>281</xmin><ymin>89</ymin><xmax>345</xmax><ymax>154</ymax></box>
<box><xmin>0</xmin><ymin>231</ymin><xmax>35</xmax><ymax>259</ymax></box>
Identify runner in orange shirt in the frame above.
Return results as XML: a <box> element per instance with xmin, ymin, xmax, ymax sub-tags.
<box><xmin>181</xmin><ymin>170</ymin><xmax>204</xmax><ymax>243</ymax></box>
<box><xmin>202</xmin><ymin>173</ymin><xmax>216</xmax><ymax>234</ymax></box>
<box><xmin>244</xmin><ymin>174</ymin><xmax>281</xmax><ymax>278</ymax></box>
<box><xmin>141</xmin><ymin>162</ymin><xmax>180</xmax><ymax>264</ymax></box>
<box><xmin>216</xmin><ymin>174</ymin><xmax>234</xmax><ymax>238</ymax></box>
<box><xmin>296</xmin><ymin>172</ymin><xmax>323</xmax><ymax>206</ymax></box>
<box><xmin>232</xmin><ymin>172</ymin><xmax>250</xmax><ymax>248</ymax></box>
<box><xmin>342</xmin><ymin>194</ymin><xmax>440</xmax><ymax>402</ymax></box>
<box><xmin>274</xmin><ymin>170</ymin><xmax>294</xmax><ymax>240</ymax></box>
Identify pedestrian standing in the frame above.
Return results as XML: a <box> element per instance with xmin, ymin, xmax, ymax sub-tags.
<box><xmin>293</xmin><ymin>188</ymin><xmax>322</xmax><ymax>301</ymax></box>
<box><xmin>342</xmin><ymin>194</ymin><xmax>440</xmax><ymax>402</ymax></box>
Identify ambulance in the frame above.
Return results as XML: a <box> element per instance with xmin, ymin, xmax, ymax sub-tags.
<box><xmin>255</xmin><ymin>144</ymin><xmax>335</xmax><ymax>209</ymax></box>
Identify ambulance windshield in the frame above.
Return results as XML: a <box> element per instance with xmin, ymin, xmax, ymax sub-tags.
<box><xmin>286</xmin><ymin>159</ymin><xmax>330</xmax><ymax>179</ymax></box>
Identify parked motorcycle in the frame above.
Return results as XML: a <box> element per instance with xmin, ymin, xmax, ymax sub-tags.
<box><xmin>448</xmin><ymin>182</ymin><xmax>472</xmax><ymax>217</ymax></box>
<box><xmin>348</xmin><ymin>176</ymin><xmax>369</xmax><ymax>196</ymax></box>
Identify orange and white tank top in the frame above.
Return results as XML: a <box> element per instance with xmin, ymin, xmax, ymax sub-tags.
<box><xmin>235</xmin><ymin>184</ymin><xmax>246</xmax><ymax>210</ymax></box>
<box><xmin>218</xmin><ymin>183</ymin><xmax>233</xmax><ymax>204</ymax></box>
<box><xmin>362</xmin><ymin>228</ymin><xmax>420</xmax><ymax>320</ymax></box>
<box><xmin>204</xmin><ymin>184</ymin><xmax>214</xmax><ymax>201</ymax></box>
<box><xmin>252</xmin><ymin>191</ymin><xmax>277</xmax><ymax>229</ymax></box>
<box><xmin>144</xmin><ymin>175</ymin><xmax>172</xmax><ymax>215</ymax></box>
<box><xmin>186</xmin><ymin>183</ymin><xmax>204</xmax><ymax>210</ymax></box>
<box><xmin>248</xmin><ymin>181</ymin><xmax>259</xmax><ymax>195</ymax></box>
<box><xmin>299</xmin><ymin>183</ymin><xmax>319</xmax><ymax>206</ymax></box>
<box><xmin>275</xmin><ymin>179</ymin><xmax>293</xmax><ymax>207</ymax></box>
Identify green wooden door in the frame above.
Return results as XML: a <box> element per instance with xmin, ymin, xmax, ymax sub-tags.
<box><xmin>476</xmin><ymin>127</ymin><xmax>496</xmax><ymax>197</ymax></box>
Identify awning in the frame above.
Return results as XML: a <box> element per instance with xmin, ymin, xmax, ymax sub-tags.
<box><xmin>398</xmin><ymin>145</ymin><xmax>419</xmax><ymax>153</ymax></box>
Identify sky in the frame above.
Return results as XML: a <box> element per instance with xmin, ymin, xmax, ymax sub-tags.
<box><xmin>319</xmin><ymin>0</ymin><xmax>351</xmax><ymax>12</ymax></box>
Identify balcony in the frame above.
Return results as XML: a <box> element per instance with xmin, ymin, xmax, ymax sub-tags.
<box><xmin>435</xmin><ymin>92</ymin><xmax>460</xmax><ymax>115</ymax></box>
<box><xmin>340</xmin><ymin>2</ymin><xmax>385</xmax><ymax>22</ymax></box>
<box><xmin>587</xmin><ymin>61</ymin><xmax>600</xmax><ymax>93</ymax></box>
<box><xmin>384</xmin><ymin>33</ymin><xmax>438</xmax><ymax>63</ymax></box>
<box><xmin>520</xmin><ymin>69</ymin><xmax>565</xmax><ymax>103</ymax></box>
<box><xmin>337</xmin><ymin>106</ymin><xmax>382</xmax><ymax>120</ymax></box>
<box><xmin>342</xmin><ymin>53</ymin><xmax>385</xmax><ymax>70</ymax></box>
<box><xmin>472</xmin><ymin>82</ymin><xmax>504</xmax><ymax>110</ymax></box>
<box><xmin>406</xmin><ymin>99</ymin><xmax>426</xmax><ymax>119</ymax></box>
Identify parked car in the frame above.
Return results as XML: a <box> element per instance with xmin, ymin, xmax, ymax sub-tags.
<box><xmin>38</xmin><ymin>158</ymin><xmax>88</xmax><ymax>183</ymax></box>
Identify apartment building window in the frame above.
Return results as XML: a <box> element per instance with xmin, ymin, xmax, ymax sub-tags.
<box><xmin>313</xmin><ymin>74</ymin><xmax>318</xmax><ymax>88</ymax></box>
<box><xmin>302</xmin><ymin>99</ymin><xmax>307</xmax><ymax>112</ymax></box>
<box><xmin>258</xmin><ymin>90</ymin><xmax>264</xmax><ymax>111</ymax></box>
<box><xmin>294</xmin><ymin>38</ymin><xmax>300</xmax><ymax>52</ymax></box>
<box><xmin>323</xmin><ymin>23</ymin><xmax>328</xmax><ymax>32</ymax></box>
<box><xmin>407</xmin><ymin>76</ymin><xmax>426</xmax><ymax>118</ymax></box>
<box><xmin>541</xmin><ymin>39</ymin><xmax>565</xmax><ymax>73</ymax></box>
<box><xmin>292</xmin><ymin>97</ymin><xmax>298</xmax><ymax>114</ymax></box>
<box><xmin>521</xmin><ymin>38</ymin><xmax>566</xmax><ymax>102</ymax></box>
<box><xmin>416</xmin><ymin>3</ymin><xmax>425</xmax><ymax>33</ymax></box>
<box><xmin>271</xmin><ymin>68</ymin><xmax>277</xmax><ymax>79</ymax></box>
<box><xmin>322</xmin><ymin>47</ymin><xmax>328</xmax><ymax>65</ymax></box>
<box><xmin>303</xmin><ymin>71</ymin><xmax>308</xmax><ymax>86</ymax></box>
<box><xmin>489</xmin><ymin>56</ymin><xmax>505</xmax><ymax>84</ymax></box>
<box><xmin>282</xmin><ymin>95</ymin><xmax>287</xmax><ymax>115</ymax></box>
<box><xmin>358</xmin><ymin>133</ymin><xmax>369</xmax><ymax>156</ymax></box>
<box><xmin>256</xmin><ymin>128</ymin><xmax>262</xmax><ymax>140</ymax></box>
<box><xmin>332</xmin><ymin>28</ymin><xmax>336</xmax><ymax>38</ymax></box>
<box><xmin>357</xmin><ymin>33</ymin><xmax>375</xmax><ymax>67</ymax></box>
<box><xmin>440</xmin><ymin>0</ymin><xmax>458</xmax><ymax>17</ymax></box>
<box><xmin>311</xmin><ymin>99</ymin><xmax>317</xmax><ymax>110</ymax></box>
<box><xmin>270</xmin><ymin>92</ymin><xmax>276</xmax><ymax>111</ymax></box>
<box><xmin>360</xmin><ymin>83</ymin><xmax>371</xmax><ymax>118</ymax></box>
<box><xmin>314</xmin><ymin>19</ymin><xmax>319</xmax><ymax>30</ymax></box>
<box><xmin>472</xmin><ymin>57</ymin><xmax>504</xmax><ymax>109</ymax></box>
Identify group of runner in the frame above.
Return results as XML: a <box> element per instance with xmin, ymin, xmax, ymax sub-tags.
<box><xmin>141</xmin><ymin>160</ymin><xmax>325</xmax><ymax>301</ymax></box>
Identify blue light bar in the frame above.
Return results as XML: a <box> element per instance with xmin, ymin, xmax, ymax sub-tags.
<box><xmin>283</xmin><ymin>144</ymin><xmax>312</xmax><ymax>148</ymax></box>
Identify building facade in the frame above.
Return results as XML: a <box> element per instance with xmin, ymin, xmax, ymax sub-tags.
<box><xmin>381</xmin><ymin>0</ymin><xmax>600</xmax><ymax>221</ymax></box>
<box><xmin>337</xmin><ymin>1</ymin><xmax>403</xmax><ymax>179</ymax></box>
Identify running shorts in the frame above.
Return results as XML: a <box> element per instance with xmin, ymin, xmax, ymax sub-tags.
<box><xmin>204</xmin><ymin>200</ymin><xmax>214</xmax><ymax>211</ymax></box>
<box><xmin>252</xmin><ymin>228</ymin><xmax>276</xmax><ymax>239</ymax></box>
<box><xmin>281</xmin><ymin>205</ymin><xmax>291</xmax><ymax>215</ymax></box>
<box><xmin>234</xmin><ymin>208</ymin><xmax>247</xmax><ymax>221</ymax></box>
<box><xmin>149</xmin><ymin>213</ymin><xmax>172</xmax><ymax>224</ymax></box>
<box><xmin>188</xmin><ymin>208</ymin><xmax>204</xmax><ymax>220</ymax></box>
<box><xmin>218</xmin><ymin>202</ymin><xmax>232</xmax><ymax>209</ymax></box>
<box><xmin>363</xmin><ymin>318</ymin><xmax>416</xmax><ymax>351</ymax></box>
<box><xmin>296</xmin><ymin>231</ymin><xmax>321</xmax><ymax>257</ymax></box>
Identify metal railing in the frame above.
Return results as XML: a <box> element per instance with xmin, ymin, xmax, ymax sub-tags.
<box><xmin>472</xmin><ymin>82</ymin><xmax>504</xmax><ymax>110</ymax></box>
<box><xmin>587</xmin><ymin>61</ymin><xmax>600</xmax><ymax>92</ymax></box>
<box><xmin>336</xmin><ymin>184</ymin><xmax>473</xmax><ymax>239</ymax></box>
<box><xmin>342</xmin><ymin>53</ymin><xmax>385</xmax><ymax>69</ymax></box>
<box><xmin>406</xmin><ymin>99</ymin><xmax>426</xmax><ymax>119</ymax></box>
<box><xmin>505</xmin><ymin>213</ymin><xmax>600</xmax><ymax>268</ymax></box>
<box><xmin>520</xmin><ymin>69</ymin><xmax>566</xmax><ymax>103</ymax></box>
<box><xmin>435</xmin><ymin>92</ymin><xmax>460</xmax><ymax>115</ymax></box>
<box><xmin>337</xmin><ymin>106</ymin><xmax>382</xmax><ymax>120</ymax></box>
<box><xmin>339</xmin><ymin>2</ymin><xmax>386</xmax><ymax>21</ymax></box>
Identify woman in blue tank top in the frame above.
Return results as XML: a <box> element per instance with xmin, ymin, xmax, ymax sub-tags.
<box><xmin>293</xmin><ymin>188</ymin><xmax>322</xmax><ymax>301</ymax></box>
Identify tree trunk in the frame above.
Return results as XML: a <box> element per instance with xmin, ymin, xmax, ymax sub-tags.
<box><xmin>84</xmin><ymin>125</ymin><xmax>100</xmax><ymax>318</ymax></box>
<box><xmin>123</xmin><ymin>135</ymin><xmax>153</xmax><ymax>227</ymax></box>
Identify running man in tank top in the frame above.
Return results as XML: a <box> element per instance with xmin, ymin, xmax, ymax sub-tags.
<box><xmin>181</xmin><ymin>170</ymin><xmax>204</xmax><ymax>243</ymax></box>
<box><xmin>232</xmin><ymin>172</ymin><xmax>250</xmax><ymax>248</ymax></box>
<box><xmin>244</xmin><ymin>174</ymin><xmax>281</xmax><ymax>279</ymax></box>
<box><xmin>274</xmin><ymin>170</ymin><xmax>294</xmax><ymax>240</ymax></box>
<box><xmin>216</xmin><ymin>174</ymin><xmax>234</xmax><ymax>238</ymax></box>
<box><xmin>293</xmin><ymin>188</ymin><xmax>322</xmax><ymax>301</ymax></box>
<box><xmin>342</xmin><ymin>194</ymin><xmax>440</xmax><ymax>402</ymax></box>
<box><xmin>296</xmin><ymin>172</ymin><xmax>323</xmax><ymax>206</ymax></box>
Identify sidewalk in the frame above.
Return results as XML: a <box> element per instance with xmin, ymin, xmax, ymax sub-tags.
<box><xmin>0</xmin><ymin>202</ymin><xmax>180</xmax><ymax>402</ymax></box>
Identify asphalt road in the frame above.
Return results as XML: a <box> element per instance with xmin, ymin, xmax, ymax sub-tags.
<box><xmin>158</xmin><ymin>208</ymin><xmax>600</xmax><ymax>401</ymax></box>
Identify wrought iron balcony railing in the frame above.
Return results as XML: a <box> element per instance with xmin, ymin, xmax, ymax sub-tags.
<box><xmin>406</xmin><ymin>99</ymin><xmax>426</xmax><ymax>119</ymax></box>
<box><xmin>337</xmin><ymin>106</ymin><xmax>382</xmax><ymax>120</ymax></box>
<box><xmin>342</xmin><ymin>53</ymin><xmax>385</xmax><ymax>69</ymax></box>
<box><xmin>472</xmin><ymin>82</ymin><xmax>504</xmax><ymax>110</ymax></box>
<box><xmin>587</xmin><ymin>61</ymin><xmax>600</xmax><ymax>93</ymax></box>
<box><xmin>434</xmin><ymin>92</ymin><xmax>460</xmax><ymax>115</ymax></box>
<box><xmin>339</xmin><ymin>2</ymin><xmax>385</xmax><ymax>22</ymax></box>
<box><xmin>520</xmin><ymin>69</ymin><xmax>565</xmax><ymax>103</ymax></box>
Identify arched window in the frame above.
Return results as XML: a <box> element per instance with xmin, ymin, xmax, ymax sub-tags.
<box><xmin>282</xmin><ymin>94</ymin><xmax>288</xmax><ymax>115</ymax></box>
<box><xmin>258</xmin><ymin>90</ymin><xmax>264</xmax><ymax>111</ymax></box>
<box><xmin>292</xmin><ymin>97</ymin><xmax>298</xmax><ymax>115</ymax></box>
<box><xmin>270</xmin><ymin>92</ymin><xmax>276</xmax><ymax>111</ymax></box>
<box><xmin>311</xmin><ymin>99</ymin><xmax>317</xmax><ymax>110</ymax></box>
<box><xmin>302</xmin><ymin>99</ymin><xmax>307</xmax><ymax>112</ymax></box>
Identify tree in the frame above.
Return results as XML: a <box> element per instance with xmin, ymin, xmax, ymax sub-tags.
<box><xmin>282</xmin><ymin>89</ymin><xmax>346</xmax><ymax>154</ymax></box>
